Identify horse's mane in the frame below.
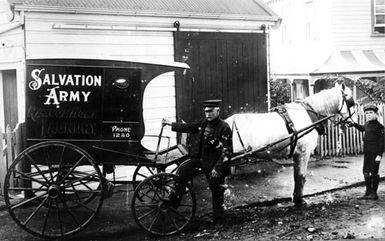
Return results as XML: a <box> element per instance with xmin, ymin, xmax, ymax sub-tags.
<box><xmin>302</xmin><ymin>87</ymin><xmax>342</xmax><ymax>115</ymax></box>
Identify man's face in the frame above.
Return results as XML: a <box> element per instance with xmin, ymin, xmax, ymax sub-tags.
<box><xmin>365</xmin><ymin>110</ymin><xmax>377</xmax><ymax>121</ymax></box>
<box><xmin>204</xmin><ymin>107</ymin><xmax>220</xmax><ymax>121</ymax></box>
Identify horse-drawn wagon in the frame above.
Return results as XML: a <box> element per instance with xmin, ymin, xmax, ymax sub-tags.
<box><xmin>3</xmin><ymin>58</ymin><xmax>195</xmax><ymax>239</ymax></box>
<box><xmin>2</xmin><ymin>57</ymin><xmax>356</xmax><ymax>239</ymax></box>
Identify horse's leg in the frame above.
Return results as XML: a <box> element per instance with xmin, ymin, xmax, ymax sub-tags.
<box><xmin>292</xmin><ymin>151</ymin><xmax>310</xmax><ymax>207</ymax></box>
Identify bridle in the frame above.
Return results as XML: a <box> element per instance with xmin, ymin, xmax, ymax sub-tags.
<box><xmin>299</xmin><ymin>90</ymin><xmax>355</xmax><ymax>127</ymax></box>
<box><xmin>334</xmin><ymin>91</ymin><xmax>355</xmax><ymax>126</ymax></box>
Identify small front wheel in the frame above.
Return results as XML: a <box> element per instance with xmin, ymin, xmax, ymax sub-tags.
<box><xmin>131</xmin><ymin>173</ymin><xmax>196</xmax><ymax>235</ymax></box>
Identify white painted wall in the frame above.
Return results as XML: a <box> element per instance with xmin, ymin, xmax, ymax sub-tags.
<box><xmin>268</xmin><ymin>0</ymin><xmax>333</xmax><ymax>76</ymax></box>
<box><xmin>267</xmin><ymin>0</ymin><xmax>385</xmax><ymax>78</ymax></box>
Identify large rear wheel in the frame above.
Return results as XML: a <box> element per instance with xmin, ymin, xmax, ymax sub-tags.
<box><xmin>131</xmin><ymin>173</ymin><xmax>196</xmax><ymax>235</ymax></box>
<box><xmin>3</xmin><ymin>141</ymin><xmax>104</xmax><ymax>239</ymax></box>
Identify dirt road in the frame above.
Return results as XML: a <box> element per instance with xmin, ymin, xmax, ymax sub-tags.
<box><xmin>164</xmin><ymin>184</ymin><xmax>385</xmax><ymax>241</ymax></box>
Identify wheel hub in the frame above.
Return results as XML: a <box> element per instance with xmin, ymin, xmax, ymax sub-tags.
<box><xmin>48</xmin><ymin>185</ymin><xmax>60</xmax><ymax>199</ymax></box>
<box><xmin>158</xmin><ymin>201</ymin><xmax>169</xmax><ymax>212</ymax></box>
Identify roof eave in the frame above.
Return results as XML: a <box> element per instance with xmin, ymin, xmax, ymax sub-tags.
<box><xmin>13</xmin><ymin>5</ymin><xmax>280</xmax><ymax>24</ymax></box>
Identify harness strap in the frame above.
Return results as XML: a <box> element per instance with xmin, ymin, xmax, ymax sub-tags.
<box><xmin>274</xmin><ymin>106</ymin><xmax>298</xmax><ymax>157</ymax></box>
<box><xmin>300</xmin><ymin>102</ymin><xmax>326</xmax><ymax>135</ymax></box>
<box><xmin>232</xmin><ymin>119</ymin><xmax>248</xmax><ymax>152</ymax></box>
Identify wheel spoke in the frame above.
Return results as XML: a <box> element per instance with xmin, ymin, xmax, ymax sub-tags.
<box><xmin>57</xmin><ymin>156</ymin><xmax>86</xmax><ymax>186</ymax></box>
<box><xmin>11</xmin><ymin>192</ymin><xmax>48</xmax><ymax>210</ymax></box>
<box><xmin>7</xmin><ymin>187</ymin><xmax>48</xmax><ymax>192</ymax></box>
<box><xmin>25</xmin><ymin>154</ymin><xmax>51</xmax><ymax>184</ymax></box>
<box><xmin>22</xmin><ymin>196</ymin><xmax>49</xmax><ymax>226</ymax></box>
<box><xmin>55</xmin><ymin>199</ymin><xmax>64</xmax><ymax>236</ymax></box>
<box><xmin>44</xmin><ymin>146</ymin><xmax>55</xmax><ymax>181</ymax></box>
<box><xmin>60</xmin><ymin>195</ymin><xmax>81</xmax><ymax>228</ymax></box>
<box><xmin>42</xmin><ymin>198</ymin><xmax>52</xmax><ymax>236</ymax></box>
<box><xmin>148</xmin><ymin>209</ymin><xmax>161</xmax><ymax>231</ymax></box>
<box><xmin>14</xmin><ymin>169</ymin><xmax>49</xmax><ymax>187</ymax></box>
<box><xmin>166</xmin><ymin>209</ymin><xmax>179</xmax><ymax>230</ymax></box>
<box><xmin>138</xmin><ymin>207</ymin><xmax>158</xmax><ymax>221</ymax></box>
<box><xmin>55</xmin><ymin>145</ymin><xmax>67</xmax><ymax>185</ymax></box>
<box><xmin>64</xmin><ymin>172</ymin><xmax>98</xmax><ymax>188</ymax></box>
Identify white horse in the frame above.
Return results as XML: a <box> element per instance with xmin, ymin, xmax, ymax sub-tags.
<box><xmin>225</xmin><ymin>83</ymin><xmax>355</xmax><ymax>206</ymax></box>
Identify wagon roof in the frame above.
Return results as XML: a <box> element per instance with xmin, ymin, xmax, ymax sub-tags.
<box><xmin>8</xmin><ymin>0</ymin><xmax>279</xmax><ymax>22</ymax></box>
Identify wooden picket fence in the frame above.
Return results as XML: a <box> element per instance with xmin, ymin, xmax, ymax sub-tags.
<box><xmin>0</xmin><ymin>123</ymin><xmax>25</xmax><ymax>195</ymax></box>
<box><xmin>315</xmin><ymin>104</ymin><xmax>385</xmax><ymax>157</ymax></box>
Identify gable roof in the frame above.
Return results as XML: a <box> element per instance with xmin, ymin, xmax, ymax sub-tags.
<box><xmin>7</xmin><ymin>0</ymin><xmax>279</xmax><ymax>22</ymax></box>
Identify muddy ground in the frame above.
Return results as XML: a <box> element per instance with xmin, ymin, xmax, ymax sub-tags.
<box><xmin>155</xmin><ymin>184</ymin><xmax>385</xmax><ymax>241</ymax></box>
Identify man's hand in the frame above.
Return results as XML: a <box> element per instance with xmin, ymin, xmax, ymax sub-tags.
<box><xmin>345</xmin><ymin>120</ymin><xmax>354</xmax><ymax>127</ymax></box>
<box><xmin>375</xmin><ymin>155</ymin><xmax>382</xmax><ymax>162</ymax></box>
<box><xmin>211</xmin><ymin>168</ymin><xmax>220</xmax><ymax>178</ymax></box>
<box><xmin>162</xmin><ymin>118</ymin><xmax>172</xmax><ymax>126</ymax></box>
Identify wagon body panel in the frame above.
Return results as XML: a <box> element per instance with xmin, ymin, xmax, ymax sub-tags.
<box><xmin>25</xmin><ymin>58</ymin><xmax>188</xmax><ymax>164</ymax></box>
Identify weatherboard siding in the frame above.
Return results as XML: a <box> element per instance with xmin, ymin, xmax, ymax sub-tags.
<box><xmin>331</xmin><ymin>0</ymin><xmax>385</xmax><ymax>50</ymax></box>
<box><xmin>24</xmin><ymin>12</ymin><xmax>178</xmax><ymax>150</ymax></box>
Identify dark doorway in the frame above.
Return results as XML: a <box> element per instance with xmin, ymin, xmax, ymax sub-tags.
<box><xmin>174</xmin><ymin>32</ymin><xmax>268</xmax><ymax>122</ymax></box>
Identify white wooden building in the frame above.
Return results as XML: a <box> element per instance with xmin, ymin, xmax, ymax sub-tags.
<box><xmin>0</xmin><ymin>0</ymin><xmax>280</xmax><ymax>150</ymax></box>
<box><xmin>264</xmin><ymin>0</ymin><xmax>385</xmax><ymax>101</ymax></box>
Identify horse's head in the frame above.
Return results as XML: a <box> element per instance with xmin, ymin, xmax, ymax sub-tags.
<box><xmin>334</xmin><ymin>82</ymin><xmax>356</xmax><ymax>124</ymax></box>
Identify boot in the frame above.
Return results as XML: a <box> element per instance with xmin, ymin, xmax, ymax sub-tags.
<box><xmin>168</xmin><ymin>191</ymin><xmax>181</xmax><ymax>208</ymax></box>
<box><xmin>358</xmin><ymin>177</ymin><xmax>372</xmax><ymax>200</ymax></box>
<box><xmin>367</xmin><ymin>175</ymin><xmax>380</xmax><ymax>200</ymax></box>
<box><xmin>211</xmin><ymin>187</ymin><xmax>225</xmax><ymax>224</ymax></box>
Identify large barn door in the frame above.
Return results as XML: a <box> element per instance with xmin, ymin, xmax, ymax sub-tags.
<box><xmin>175</xmin><ymin>32</ymin><xmax>267</xmax><ymax>122</ymax></box>
<box><xmin>2</xmin><ymin>70</ymin><xmax>18</xmax><ymax>130</ymax></box>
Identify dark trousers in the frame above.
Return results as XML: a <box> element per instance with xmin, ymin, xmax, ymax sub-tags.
<box><xmin>176</xmin><ymin>158</ymin><xmax>229</xmax><ymax>219</ymax></box>
<box><xmin>363</xmin><ymin>152</ymin><xmax>381</xmax><ymax>194</ymax></box>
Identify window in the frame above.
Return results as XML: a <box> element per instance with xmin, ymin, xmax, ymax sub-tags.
<box><xmin>305</xmin><ymin>1</ymin><xmax>316</xmax><ymax>40</ymax></box>
<box><xmin>293</xmin><ymin>79</ymin><xmax>309</xmax><ymax>101</ymax></box>
<box><xmin>373</xmin><ymin>0</ymin><xmax>385</xmax><ymax>34</ymax></box>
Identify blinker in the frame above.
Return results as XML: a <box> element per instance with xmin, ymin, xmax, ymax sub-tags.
<box><xmin>345</xmin><ymin>97</ymin><xmax>355</xmax><ymax>108</ymax></box>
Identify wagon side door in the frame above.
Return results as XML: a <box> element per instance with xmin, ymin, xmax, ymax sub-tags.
<box><xmin>101</xmin><ymin>67</ymin><xmax>143</xmax><ymax>154</ymax></box>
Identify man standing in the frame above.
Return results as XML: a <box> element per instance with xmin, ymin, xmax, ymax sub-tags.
<box><xmin>348</xmin><ymin>104</ymin><xmax>384</xmax><ymax>200</ymax></box>
<box><xmin>162</xmin><ymin>99</ymin><xmax>232</xmax><ymax>223</ymax></box>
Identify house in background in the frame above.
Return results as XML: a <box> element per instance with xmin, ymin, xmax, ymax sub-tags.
<box><xmin>265</xmin><ymin>0</ymin><xmax>385</xmax><ymax>101</ymax></box>
<box><xmin>0</xmin><ymin>0</ymin><xmax>279</xmax><ymax>150</ymax></box>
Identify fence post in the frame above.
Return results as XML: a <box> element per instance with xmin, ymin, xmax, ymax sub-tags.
<box><xmin>5</xmin><ymin>125</ymin><xmax>14</xmax><ymax>189</ymax></box>
<box><xmin>15</xmin><ymin>123</ymin><xmax>32</xmax><ymax>198</ymax></box>
<box><xmin>0</xmin><ymin>127</ymin><xmax>5</xmax><ymax>195</ymax></box>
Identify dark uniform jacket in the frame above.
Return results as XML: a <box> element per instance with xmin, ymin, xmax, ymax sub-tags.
<box><xmin>353</xmin><ymin>120</ymin><xmax>385</xmax><ymax>156</ymax></box>
<box><xmin>171</xmin><ymin>118</ymin><xmax>232</xmax><ymax>173</ymax></box>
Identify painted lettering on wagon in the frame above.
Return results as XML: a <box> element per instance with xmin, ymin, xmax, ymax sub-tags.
<box><xmin>29</xmin><ymin>68</ymin><xmax>102</xmax><ymax>106</ymax></box>
<box><xmin>111</xmin><ymin>125</ymin><xmax>132</xmax><ymax>139</ymax></box>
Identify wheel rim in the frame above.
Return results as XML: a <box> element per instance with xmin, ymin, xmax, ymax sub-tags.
<box><xmin>132</xmin><ymin>163</ymin><xmax>180</xmax><ymax>191</ymax></box>
<box><xmin>4</xmin><ymin>141</ymin><xmax>104</xmax><ymax>239</ymax></box>
<box><xmin>132</xmin><ymin>173</ymin><xmax>196</xmax><ymax>235</ymax></box>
